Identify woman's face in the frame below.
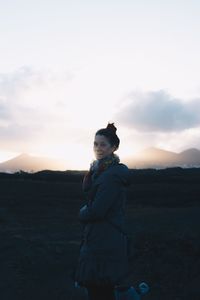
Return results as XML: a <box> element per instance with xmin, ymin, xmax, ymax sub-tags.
<box><xmin>93</xmin><ymin>134</ymin><xmax>116</xmax><ymax>160</ymax></box>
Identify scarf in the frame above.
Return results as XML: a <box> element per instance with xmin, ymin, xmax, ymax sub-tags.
<box><xmin>82</xmin><ymin>153</ymin><xmax>120</xmax><ymax>193</ymax></box>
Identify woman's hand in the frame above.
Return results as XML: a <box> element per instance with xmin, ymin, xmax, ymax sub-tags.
<box><xmin>79</xmin><ymin>204</ymin><xmax>88</xmax><ymax>214</ymax></box>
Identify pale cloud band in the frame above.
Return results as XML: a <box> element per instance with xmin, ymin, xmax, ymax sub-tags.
<box><xmin>0</xmin><ymin>67</ymin><xmax>84</xmax><ymax>156</ymax></box>
<box><xmin>115</xmin><ymin>90</ymin><xmax>200</xmax><ymax>132</ymax></box>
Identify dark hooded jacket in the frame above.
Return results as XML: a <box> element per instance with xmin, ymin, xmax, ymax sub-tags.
<box><xmin>75</xmin><ymin>162</ymin><xmax>131</xmax><ymax>287</ymax></box>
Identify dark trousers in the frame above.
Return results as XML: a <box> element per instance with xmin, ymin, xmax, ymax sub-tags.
<box><xmin>86</xmin><ymin>284</ymin><xmax>116</xmax><ymax>300</ymax></box>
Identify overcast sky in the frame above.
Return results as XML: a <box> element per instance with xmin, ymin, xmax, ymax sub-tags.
<box><xmin>1</xmin><ymin>0</ymin><xmax>200</xmax><ymax>169</ymax></box>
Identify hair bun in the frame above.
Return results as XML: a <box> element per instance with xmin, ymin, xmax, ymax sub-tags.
<box><xmin>106</xmin><ymin>122</ymin><xmax>117</xmax><ymax>134</ymax></box>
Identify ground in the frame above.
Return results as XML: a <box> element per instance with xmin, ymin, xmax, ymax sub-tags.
<box><xmin>0</xmin><ymin>168</ymin><xmax>199</xmax><ymax>299</ymax></box>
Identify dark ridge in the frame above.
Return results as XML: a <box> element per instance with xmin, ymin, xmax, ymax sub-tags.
<box><xmin>0</xmin><ymin>170</ymin><xmax>86</xmax><ymax>183</ymax></box>
<box><xmin>129</xmin><ymin>167</ymin><xmax>200</xmax><ymax>183</ymax></box>
<box><xmin>1</xmin><ymin>167</ymin><xmax>200</xmax><ymax>184</ymax></box>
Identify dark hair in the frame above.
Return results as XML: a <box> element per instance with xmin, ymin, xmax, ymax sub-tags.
<box><xmin>95</xmin><ymin>122</ymin><xmax>120</xmax><ymax>149</ymax></box>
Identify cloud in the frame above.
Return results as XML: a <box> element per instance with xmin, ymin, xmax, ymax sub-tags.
<box><xmin>0</xmin><ymin>103</ymin><xmax>11</xmax><ymax>120</ymax></box>
<box><xmin>115</xmin><ymin>90</ymin><xmax>200</xmax><ymax>132</ymax></box>
<box><xmin>0</xmin><ymin>66</ymin><xmax>76</xmax><ymax>152</ymax></box>
<box><xmin>121</xmin><ymin>128</ymin><xmax>200</xmax><ymax>153</ymax></box>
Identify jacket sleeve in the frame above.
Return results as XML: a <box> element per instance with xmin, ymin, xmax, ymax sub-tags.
<box><xmin>78</xmin><ymin>174</ymin><xmax>120</xmax><ymax>222</ymax></box>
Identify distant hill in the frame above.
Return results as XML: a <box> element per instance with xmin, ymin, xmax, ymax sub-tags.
<box><xmin>0</xmin><ymin>153</ymin><xmax>68</xmax><ymax>173</ymax></box>
<box><xmin>124</xmin><ymin>147</ymin><xmax>200</xmax><ymax>169</ymax></box>
<box><xmin>178</xmin><ymin>148</ymin><xmax>200</xmax><ymax>166</ymax></box>
<box><xmin>1</xmin><ymin>147</ymin><xmax>200</xmax><ymax>172</ymax></box>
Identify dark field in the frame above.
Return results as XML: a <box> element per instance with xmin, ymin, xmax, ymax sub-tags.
<box><xmin>0</xmin><ymin>168</ymin><xmax>200</xmax><ymax>300</ymax></box>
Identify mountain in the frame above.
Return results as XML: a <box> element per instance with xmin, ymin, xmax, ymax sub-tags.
<box><xmin>0</xmin><ymin>153</ymin><xmax>68</xmax><ymax>173</ymax></box>
<box><xmin>1</xmin><ymin>148</ymin><xmax>200</xmax><ymax>172</ymax></box>
<box><xmin>124</xmin><ymin>147</ymin><xmax>200</xmax><ymax>169</ymax></box>
<box><xmin>178</xmin><ymin>148</ymin><xmax>200</xmax><ymax>166</ymax></box>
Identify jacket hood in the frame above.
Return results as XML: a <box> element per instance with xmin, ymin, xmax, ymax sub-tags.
<box><xmin>109</xmin><ymin>163</ymin><xmax>131</xmax><ymax>187</ymax></box>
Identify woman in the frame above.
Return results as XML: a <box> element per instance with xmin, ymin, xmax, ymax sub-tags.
<box><xmin>75</xmin><ymin>123</ymin><xmax>131</xmax><ymax>300</ymax></box>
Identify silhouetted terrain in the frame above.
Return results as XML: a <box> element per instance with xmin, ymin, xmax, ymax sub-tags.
<box><xmin>1</xmin><ymin>147</ymin><xmax>200</xmax><ymax>172</ymax></box>
<box><xmin>0</xmin><ymin>168</ymin><xmax>200</xmax><ymax>299</ymax></box>
<box><xmin>125</xmin><ymin>147</ymin><xmax>200</xmax><ymax>168</ymax></box>
<box><xmin>0</xmin><ymin>153</ymin><xmax>68</xmax><ymax>173</ymax></box>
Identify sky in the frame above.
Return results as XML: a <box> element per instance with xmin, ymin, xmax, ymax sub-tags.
<box><xmin>1</xmin><ymin>0</ymin><xmax>200</xmax><ymax>169</ymax></box>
